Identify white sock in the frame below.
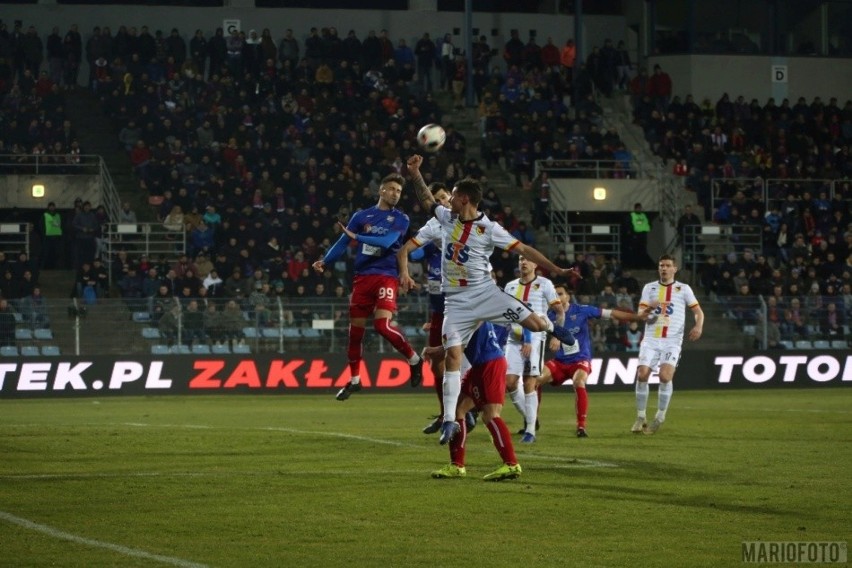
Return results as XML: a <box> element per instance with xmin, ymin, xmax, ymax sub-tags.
<box><xmin>442</xmin><ymin>370</ymin><xmax>461</xmax><ymax>423</ymax></box>
<box><xmin>524</xmin><ymin>391</ymin><xmax>538</xmax><ymax>435</ymax></box>
<box><xmin>407</xmin><ymin>353</ymin><xmax>421</xmax><ymax>365</ymax></box>
<box><xmin>656</xmin><ymin>381</ymin><xmax>673</xmax><ymax>421</ymax></box>
<box><xmin>635</xmin><ymin>381</ymin><xmax>649</xmax><ymax>419</ymax></box>
<box><xmin>508</xmin><ymin>387</ymin><xmax>526</xmax><ymax>423</ymax></box>
<box><xmin>350</xmin><ymin>375</ymin><xmax>360</xmax><ymax>386</ymax></box>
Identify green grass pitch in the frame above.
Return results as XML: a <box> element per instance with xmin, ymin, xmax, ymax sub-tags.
<box><xmin>1</xmin><ymin>389</ymin><xmax>850</xmax><ymax>567</ymax></box>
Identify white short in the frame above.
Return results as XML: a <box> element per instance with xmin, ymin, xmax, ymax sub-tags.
<box><xmin>637</xmin><ymin>337</ymin><xmax>682</xmax><ymax>370</ymax></box>
<box><xmin>442</xmin><ymin>285</ymin><xmax>535</xmax><ymax>349</ymax></box>
<box><xmin>505</xmin><ymin>338</ymin><xmax>545</xmax><ymax>377</ymax></box>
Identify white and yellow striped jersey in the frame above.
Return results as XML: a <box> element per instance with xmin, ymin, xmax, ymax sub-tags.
<box><xmin>413</xmin><ymin>205</ymin><xmax>519</xmax><ymax>294</ymax></box>
<box><xmin>639</xmin><ymin>280</ymin><xmax>699</xmax><ymax>343</ymax></box>
<box><xmin>504</xmin><ymin>276</ymin><xmax>560</xmax><ymax>343</ymax></box>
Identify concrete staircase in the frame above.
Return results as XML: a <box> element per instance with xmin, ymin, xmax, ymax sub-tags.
<box><xmin>437</xmin><ymin>94</ymin><xmax>549</xmax><ymax>246</ymax></box>
<box><xmin>65</xmin><ymin>89</ymin><xmax>151</xmax><ymax>220</ymax></box>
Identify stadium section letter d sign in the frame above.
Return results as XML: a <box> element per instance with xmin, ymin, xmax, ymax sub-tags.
<box><xmin>771</xmin><ymin>65</ymin><xmax>787</xmax><ymax>83</ymax></box>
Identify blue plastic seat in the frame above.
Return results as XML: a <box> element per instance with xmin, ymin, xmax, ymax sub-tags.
<box><xmin>34</xmin><ymin>329</ymin><xmax>53</xmax><ymax>340</ymax></box>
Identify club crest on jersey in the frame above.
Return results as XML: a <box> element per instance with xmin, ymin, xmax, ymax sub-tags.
<box><xmin>533</xmin><ymin>283</ymin><xmax>540</xmax><ymax>290</ymax></box>
<box><xmin>386</xmin><ymin>215</ymin><xmax>395</xmax><ymax>222</ymax></box>
<box><xmin>476</xmin><ymin>226</ymin><xmax>485</xmax><ymax>235</ymax></box>
<box><xmin>676</xmin><ymin>286</ymin><xmax>682</xmax><ymax>291</ymax></box>
<box><xmin>570</xmin><ymin>315</ymin><xmax>577</xmax><ymax>321</ymax></box>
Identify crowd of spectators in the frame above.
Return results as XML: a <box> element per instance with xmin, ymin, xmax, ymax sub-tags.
<box><xmin>644</xmin><ymin>91</ymin><xmax>852</xmax><ymax>347</ymax></box>
<box><xmin>7</xmin><ymin>18</ymin><xmax>849</xmax><ymax>351</ymax></box>
<box><xmin>70</xmin><ymin>23</ymin><xmax>638</xmax><ymax>331</ymax></box>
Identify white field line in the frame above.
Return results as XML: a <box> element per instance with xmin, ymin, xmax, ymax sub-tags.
<box><xmin>678</xmin><ymin>406</ymin><xmax>852</xmax><ymax>414</ymax></box>
<box><xmin>0</xmin><ymin>511</ymin><xmax>209</xmax><ymax>568</ymax></box>
<box><xmin>2</xmin><ymin>421</ymin><xmax>621</xmax><ymax>470</ymax></box>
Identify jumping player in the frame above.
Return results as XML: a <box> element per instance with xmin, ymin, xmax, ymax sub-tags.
<box><xmin>313</xmin><ymin>173</ymin><xmax>423</xmax><ymax>401</ymax></box>
<box><xmin>401</xmin><ymin>154</ymin><xmax>578</xmax><ymax>445</ymax></box>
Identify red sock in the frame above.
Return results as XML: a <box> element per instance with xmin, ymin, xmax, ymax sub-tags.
<box><xmin>347</xmin><ymin>325</ymin><xmax>366</xmax><ymax>377</ymax></box>
<box><xmin>576</xmin><ymin>386</ymin><xmax>588</xmax><ymax>428</ymax></box>
<box><xmin>449</xmin><ymin>418</ymin><xmax>466</xmax><ymax>466</ymax></box>
<box><xmin>486</xmin><ymin>417</ymin><xmax>518</xmax><ymax>465</ymax></box>
<box><xmin>374</xmin><ymin>318</ymin><xmax>415</xmax><ymax>359</ymax></box>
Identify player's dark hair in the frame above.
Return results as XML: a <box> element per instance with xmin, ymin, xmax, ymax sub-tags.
<box><xmin>381</xmin><ymin>173</ymin><xmax>405</xmax><ymax>187</ymax></box>
<box><xmin>454</xmin><ymin>178</ymin><xmax>482</xmax><ymax>205</ymax></box>
<box><xmin>658</xmin><ymin>254</ymin><xmax>677</xmax><ymax>265</ymax></box>
<box><xmin>429</xmin><ymin>182</ymin><xmax>448</xmax><ymax>195</ymax></box>
<box><xmin>554</xmin><ymin>281</ymin><xmax>572</xmax><ymax>294</ymax></box>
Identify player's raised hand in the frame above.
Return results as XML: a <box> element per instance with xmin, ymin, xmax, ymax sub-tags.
<box><xmin>406</xmin><ymin>154</ymin><xmax>423</xmax><ymax>176</ymax></box>
<box><xmin>311</xmin><ymin>260</ymin><xmax>325</xmax><ymax>273</ymax></box>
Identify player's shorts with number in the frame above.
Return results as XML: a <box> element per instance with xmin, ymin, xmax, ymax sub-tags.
<box><xmin>442</xmin><ymin>287</ymin><xmax>533</xmax><ymax>349</ymax></box>
<box><xmin>544</xmin><ymin>359</ymin><xmax>592</xmax><ymax>386</ymax></box>
<box><xmin>462</xmin><ymin>357</ymin><xmax>507</xmax><ymax>408</ymax></box>
<box><xmin>638</xmin><ymin>337</ymin><xmax>682</xmax><ymax>369</ymax></box>
<box><xmin>350</xmin><ymin>274</ymin><xmax>399</xmax><ymax>318</ymax></box>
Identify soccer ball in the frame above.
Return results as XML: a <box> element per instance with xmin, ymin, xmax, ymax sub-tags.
<box><xmin>417</xmin><ymin>123</ymin><xmax>446</xmax><ymax>153</ymax></box>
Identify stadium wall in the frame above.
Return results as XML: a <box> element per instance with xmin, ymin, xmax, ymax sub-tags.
<box><xmin>0</xmin><ymin>175</ymin><xmax>101</xmax><ymax>210</ymax></box>
<box><xmin>0</xmin><ymin>351</ymin><xmax>849</xmax><ymax>398</ymax></box>
<box><xmin>649</xmin><ymin>54</ymin><xmax>852</xmax><ymax>103</ymax></box>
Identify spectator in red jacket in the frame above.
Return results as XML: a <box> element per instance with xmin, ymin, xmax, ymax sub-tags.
<box><xmin>648</xmin><ymin>64</ymin><xmax>672</xmax><ymax>112</ymax></box>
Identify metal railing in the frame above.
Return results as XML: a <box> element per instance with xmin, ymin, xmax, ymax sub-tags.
<box><xmin>0</xmin><ymin>223</ymin><xmax>31</xmax><ymax>259</ymax></box>
<box><xmin>534</xmin><ymin>158</ymin><xmax>643</xmax><ymax>180</ymax></box>
<box><xmin>710</xmin><ymin>294</ymin><xmax>850</xmax><ymax>351</ymax></box>
<box><xmin>711</xmin><ymin>177</ymin><xmax>850</xmax><ymax>220</ymax></box>
<box><xmin>103</xmin><ymin>223</ymin><xmax>188</xmax><ymax>287</ymax></box>
<box><xmin>683</xmin><ymin>224</ymin><xmax>763</xmax><ymax>279</ymax></box>
<box><xmin>1</xmin><ymin>296</ymin><xmax>432</xmax><ymax>357</ymax></box>
<box><xmin>0</xmin><ymin>153</ymin><xmax>102</xmax><ymax>175</ymax></box>
<box><xmin>547</xmin><ymin>222</ymin><xmax>622</xmax><ymax>261</ymax></box>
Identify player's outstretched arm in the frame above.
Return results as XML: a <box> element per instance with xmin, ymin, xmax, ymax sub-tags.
<box><xmin>313</xmin><ymin>226</ymin><xmax>353</xmax><ymax>273</ymax></box>
<box><xmin>611</xmin><ymin>302</ymin><xmax>658</xmax><ymax>323</ymax></box>
<box><xmin>406</xmin><ymin>154</ymin><xmax>436</xmax><ymax>211</ymax></box>
<box><xmin>514</xmin><ymin>243</ymin><xmax>582</xmax><ymax>281</ymax></box>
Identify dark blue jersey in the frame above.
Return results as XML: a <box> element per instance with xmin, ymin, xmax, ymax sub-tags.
<box><xmin>464</xmin><ymin>322</ymin><xmax>506</xmax><ymax>366</ymax></box>
<box><xmin>348</xmin><ymin>206</ymin><xmax>410</xmax><ymax>276</ymax></box>
<box><xmin>550</xmin><ymin>302</ymin><xmax>602</xmax><ymax>363</ymax></box>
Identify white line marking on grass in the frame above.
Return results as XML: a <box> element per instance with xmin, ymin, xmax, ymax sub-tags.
<box><xmin>0</xmin><ymin>510</ymin><xmax>209</xmax><ymax>568</ymax></box>
<box><xmin>679</xmin><ymin>406</ymin><xmax>851</xmax><ymax>414</ymax></box>
<box><xmin>262</xmin><ymin>426</ymin><xmax>412</xmax><ymax>447</ymax></box>
<box><xmin>119</xmin><ymin>423</ymin><xmax>621</xmax><ymax>468</ymax></box>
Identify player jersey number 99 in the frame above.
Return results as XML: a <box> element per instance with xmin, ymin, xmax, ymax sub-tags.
<box><xmin>378</xmin><ymin>287</ymin><xmax>394</xmax><ymax>300</ymax></box>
